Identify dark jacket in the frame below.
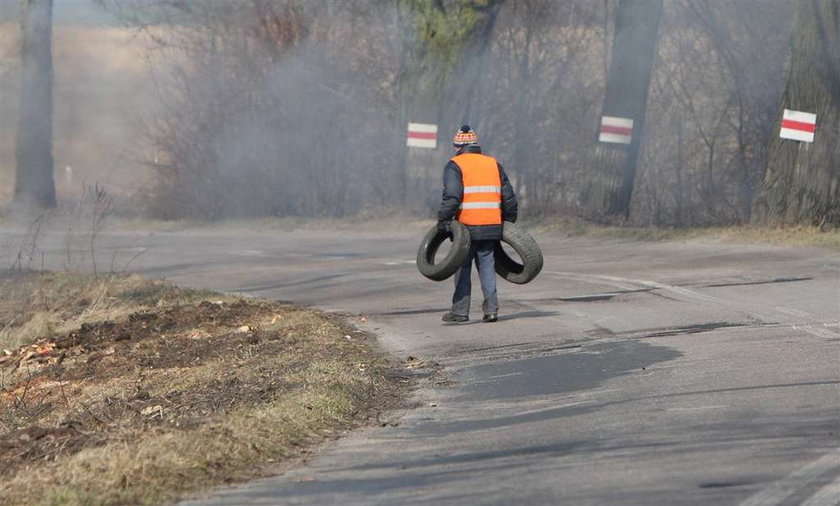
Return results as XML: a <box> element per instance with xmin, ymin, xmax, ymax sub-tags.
<box><xmin>438</xmin><ymin>145</ymin><xmax>518</xmax><ymax>241</ymax></box>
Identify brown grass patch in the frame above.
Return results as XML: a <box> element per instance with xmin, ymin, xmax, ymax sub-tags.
<box><xmin>0</xmin><ymin>272</ymin><xmax>406</xmax><ymax>505</ymax></box>
<box><xmin>0</xmin><ymin>272</ymin><xmax>220</xmax><ymax>351</ymax></box>
<box><xmin>530</xmin><ymin>217</ymin><xmax>840</xmax><ymax>249</ymax></box>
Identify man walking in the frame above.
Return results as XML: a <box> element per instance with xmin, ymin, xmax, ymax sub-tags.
<box><xmin>439</xmin><ymin>125</ymin><xmax>518</xmax><ymax>323</ymax></box>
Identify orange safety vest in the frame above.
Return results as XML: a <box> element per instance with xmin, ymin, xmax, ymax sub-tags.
<box><xmin>452</xmin><ymin>152</ymin><xmax>502</xmax><ymax>226</ymax></box>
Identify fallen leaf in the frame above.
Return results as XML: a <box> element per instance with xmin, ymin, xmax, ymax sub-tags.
<box><xmin>406</xmin><ymin>356</ymin><xmax>426</xmax><ymax>369</ymax></box>
<box><xmin>186</xmin><ymin>329</ymin><xmax>211</xmax><ymax>340</ymax></box>
<box><xmin>38</xmin><ymin>381</ymin><xmax>70</xmax><ymax>391</ymax></box>
<box><xmin>35</xmin><ymin>342</ymin><xmax>55</xmax><ymax>355</ymax></box>
<box><xmin>141</xmin><ymin>405</ymin><xmax>163</xmax><ymax>418</ymax></box>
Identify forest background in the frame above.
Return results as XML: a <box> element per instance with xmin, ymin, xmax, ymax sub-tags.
<box><xmin>0</xmin><ymin>0</ymin><xmax>837</xmax><ymax>228</ymax></box>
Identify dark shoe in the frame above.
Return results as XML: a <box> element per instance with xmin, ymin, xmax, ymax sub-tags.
<box><xmin>482</xmin><ymin>313</ymin><xmax>498</xmax><ymax>323</ymax></box>
<box><xmin>442</xmin><ymin>312</ymin><xmax>468</xmax><ymax>322</ymax></box>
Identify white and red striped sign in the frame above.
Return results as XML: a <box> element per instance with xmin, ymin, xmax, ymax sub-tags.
<box><xmin>780</xmin><ymin>109</ymin><xmax>816</xmax><ymax>143</ymax></box>
<box><xmin>407</xmin><ymin>122</ymin><xmax>438</xmax><ymax>149</ymax></box>
<box><xmin>599</xmin><ymin>116</ymin><xmax>634</xmax><ymax>145</ymax></box>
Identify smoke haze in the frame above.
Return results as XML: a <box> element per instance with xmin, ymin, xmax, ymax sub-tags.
<box><xmin>3</xmin><ymin>0</ymin><xmax>818</xmax><ymax>225</ymax></box>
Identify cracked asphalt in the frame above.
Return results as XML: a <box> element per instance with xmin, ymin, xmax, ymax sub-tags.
<box><xmin>4</xmin><ymin>223</ymin><xmax>838</xmax><ymax>505</ymax></box>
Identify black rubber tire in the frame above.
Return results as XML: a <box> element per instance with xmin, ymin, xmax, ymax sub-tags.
<box><xmin>416</xmin><ymin>221</ymin><xmax>471</xmax><ymax>281</ymax></box>
<box><xmin>495</xmin><ymin>221</ymin><xmax>543</xmax><ymax>284</ymax></box>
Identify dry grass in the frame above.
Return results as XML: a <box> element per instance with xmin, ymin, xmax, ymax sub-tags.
<box><xmin>0</xmin><ymin>272</ymin><xmax>406</xmax><ymax>506</ymax></box>
<box><xmin>0</xmin><ymin>272</ymin><xmax>220</xmax><ymax>351</ymax></box>
<box><xmin>530</xmin><ymin>217</ymin><xmax>840</xmax><ymax>249</ymax></box>
<box><xmin>111</xmin><ymin>211</ymin><xmax>434</xmax><ymax>235</ymax></box>
<box><xmin>692</xmin><ymin>225</ymin><xmax>840</xmax><ymax>249</ymax></box>
<box><xmin>594</xmin><ymin>224</ymin><xmax>840</xmax><ymax>249</ymax></box>
<box><xmin>111</xmin><ymin>214</ymin><xmax>840</xmax><ymax>250</ymax></box>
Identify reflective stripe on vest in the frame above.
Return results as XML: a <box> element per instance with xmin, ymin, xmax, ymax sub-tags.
<box><xmin>464</xmin><ymin>185</ymin><xmax>501</xmax><ymax>194</ymax></box>
<box><xmin>460</xmin><ymin>202</ymin><xmax>501</xmax><ymax>209</ymax></box>
<box><xmin>452</xmin><ymin>153</ymin><xmax>502</xmax><ymax>226</ymax></box>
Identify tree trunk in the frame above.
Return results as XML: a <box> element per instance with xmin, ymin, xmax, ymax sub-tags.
<box><xmin>585</xmin><ymin>0</ymin><xmax>662</xmax><ymax>220</ymax></box>
<box><xmin>395</xmin><ymin>0</ymin><xmax>506</xmax><ymax>209</ymax></box>
<box><xmin>753</xmin><ymin>0</ymin><xmax>840</xmax><ymax>226</ymax></box>
<box><xmin>13</xmin><ymin>0</ymin><xmax>56</xmax><ymax>211</ymax></box>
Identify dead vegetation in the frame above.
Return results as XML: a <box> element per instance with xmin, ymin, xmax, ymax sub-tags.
<box><xmin>530</xmin><ymin>217</ymin><xmax>840</xmax><ymax>250</ymax></box>
<box><xmin>0</xmin><ymin>272</ymin><xmax>216</xmax><ymax>351</ymax></box>
<box><xmin>0</xmin><ymin>272</ymin><xmax>406</xmax><ymax>505</ymax></box>
<box><xmin>594</xmin><ymin>224</ymin><xmax>840</xmax><ymax>249</ymax></box>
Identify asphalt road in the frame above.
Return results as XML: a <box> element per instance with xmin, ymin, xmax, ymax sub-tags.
<box><xmin>4</xmin><ymin>223</ymin><xmax>839</xmax><ymax>505</ymax></box>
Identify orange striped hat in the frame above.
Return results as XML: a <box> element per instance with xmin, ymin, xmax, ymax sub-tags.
<box><xmin>453</xmin><ymin>125</ymin><xmax>479</xmax><ymax>147</ymax></box>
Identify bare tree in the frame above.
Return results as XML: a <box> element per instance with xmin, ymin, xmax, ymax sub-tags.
<box><xmin>480</xmin><ymin>0</ymin><xmax>604</xmax><ymax>216</ymax></box>
<box><xmin>688</xmin><ymin>0</ymin><xmax>792</xmax><ymax>223</ymax></box>
<box><xmin>584</xmin><ymin>0</ymin><xmax>663</xmax><ymax>220</ymax></box>
<box><xmin>13</xmin><ymin>0</ymin><xmax>56</xmax><ymax>211</ymax></box>
<box><xmin>632</xmin><ymin>0</ymin><xmax>791</xmax><ymax>226</ymax></box>
<box><xmin>93</xmin><ymin>0</ymin><xmax>830</xmax><ymax>226</ymax></box>
<box><xmin>754</xmin><ymin>0</ymin><xmax>840</xmax><ymax>226</ymax></box>
<box><xmin>393</xmin><ymin>0</ymin><xmax>507</xmax><ymax>209</ymax></box>
<box><xmin>104</xmin><ymin>1</ymin><xmax>397</xmax><ymax>219</ymax></box>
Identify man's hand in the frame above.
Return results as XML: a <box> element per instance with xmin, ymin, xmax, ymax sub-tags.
<box><xmin>437</xmin><ymin>220</ymin><xmax>452</xmax><ymax>234</ymax></box>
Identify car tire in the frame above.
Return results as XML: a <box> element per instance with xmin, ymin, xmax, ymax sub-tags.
<box><xmin>495</xmin><ymin>221</ymin><xmax>543</xmax><ymax>284</ymax></box>
<box><xmin>416</xmin><ymin>221</ymin><xmax>471</xmax><ymax>281</ymax></box>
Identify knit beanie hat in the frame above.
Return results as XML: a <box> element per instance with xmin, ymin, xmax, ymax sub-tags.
<box><xmin>453</xmin><ymin>125</ymin><xmax>479</xmax><ymax>147</ymax></box>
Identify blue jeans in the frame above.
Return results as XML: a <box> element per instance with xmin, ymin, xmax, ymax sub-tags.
<box><xmin>451</xmin><ymin>240</ymin><xmax>499</xmax><ymax>316</ymax></box>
